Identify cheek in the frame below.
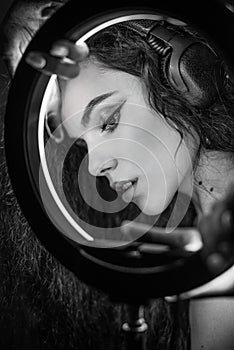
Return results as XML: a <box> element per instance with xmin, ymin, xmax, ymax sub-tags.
<box><xmin>120</xmin><ymin>107</ymin><xmax>182</xmax><ymax>160</ymax></box>
<box><xmin>136</xmin><ymin>142</ymin><xmax>194</xmax><ymax>216</ymax></box>
<box><xmin>146</xmin><ymin>160</ymin><xmax>177</xmax><ymax>200</ymax></box>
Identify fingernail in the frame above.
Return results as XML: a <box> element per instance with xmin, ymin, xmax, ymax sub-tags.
<box><xmin>75</xmin><ymin>41</ymin><xmax>89</xmax><ymax>59</ymax></box>
<box><xmin>26</xmin><ymin>53</ymin><xmax>46</xmax><ymax>68</ymax></box>
<box><xmin>164</xmin><ymin>296</ymin><xmax>179</xmax><ymax>302</ymax></box>
<box><xmin>50</xmin><ymin>45</ymin><xmax>69</xmax><ymax>57</ymax></box>
<box><xmin>77</xmin><ymin>42</ymin><xmax>89</xmax><ymax>52</ymax></box>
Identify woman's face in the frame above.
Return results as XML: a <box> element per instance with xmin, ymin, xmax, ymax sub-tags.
<box><xmin>60</xmin><ymin>59</ymin><xmax>197</xmax><ymax>215</ymax></box>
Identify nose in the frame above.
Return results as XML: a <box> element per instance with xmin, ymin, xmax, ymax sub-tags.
<box><xmin>88</xmin><ymin>149</ymin><xmax>117</xmax><ymax>177</ymax></box>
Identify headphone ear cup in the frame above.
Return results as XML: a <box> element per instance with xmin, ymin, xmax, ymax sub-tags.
<box><xmin>127</xmin><ymin>21</ymin><xmax>225</xmax><ymax>108</ymax></box>
<box><xmin>168</xmin><ymin>42</ymin><xmax>225</xmax><ymax>108</ymax></box>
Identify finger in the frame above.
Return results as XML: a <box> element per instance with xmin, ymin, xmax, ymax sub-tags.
<box><xmin>25</xmin><ymin>52</ymin><xmax>47</xmax><ymax>69</ymax></box>
<box><xmin>121</xmin><ymin>221</ymin><xmax>203</xmax><ymax>252</ymax></box>
<box><xmin>25</xmin><ymin>51</ymin><xmax>80</xmax><ymax>79</ymax></box>
<box><xmin>50</xmin><ymin>40</ymin><xmax>89</xmax><ymax>62</ymax></box>
<box><xmin>137</xmin><ymin>243</ymin><xmax>195</xmax><ymax>257</ymax></box>
<box><xmin>121</xmin><ymin>220</ymin><xmax>168</xmax><ymax>237</ymax></box>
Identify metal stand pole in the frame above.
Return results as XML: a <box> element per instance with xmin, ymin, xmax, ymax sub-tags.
<box><xmin>122</xmin><ymin>304</ymin><xmax>148</xmax><ymax>350</ymax></box>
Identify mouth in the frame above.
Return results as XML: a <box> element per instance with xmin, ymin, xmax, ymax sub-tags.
<box><xmin>112</xmin><ymin>178</ymin><xmax>138</xmax><ymax>194</ymax></box>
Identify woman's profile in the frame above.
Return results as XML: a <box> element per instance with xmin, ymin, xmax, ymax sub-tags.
<box><xmin>15</xmin><ymin>16</ymin><xmax>234</xmax><ymax>349</ymax></box>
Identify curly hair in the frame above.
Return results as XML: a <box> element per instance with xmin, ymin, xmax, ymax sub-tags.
<box><xmin>59</xmin><ymin>20</ymin><xmax>234</xmax><ymax>349</ymax></box>
<box><xmin>86</xmin><ymin>20</ymin><xmax>234</xmax><ymax>159</ymax></box>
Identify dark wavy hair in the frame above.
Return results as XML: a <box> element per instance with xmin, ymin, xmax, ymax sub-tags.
<box><xmin>60</xmin><ymin>20</ymin><xmax>217</xmax><ymax>350</ymax></box>
<box><xmin>60</xmin><ymin>20</ymin><xmax>234</xmax><ymax>349</ymax></box>
<box><xmin>60</xmin><ymin>18</ymin><xmax>234</xmax><ymax>237</ymax></box>
<box><xmin>86</xmin><ymin>20</ymin><xmax>234</xmax><ymax>160</ymax></box>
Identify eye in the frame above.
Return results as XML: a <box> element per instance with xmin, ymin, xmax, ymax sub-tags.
<box><xmin>101</xmin><ymin>100</ymin><xmax>125</xmax><ymax>134</ymax></box>
<box><xmin>101</xmin><ymin>110</ymin><xmax>120</xmax><ymax>133</ymax></box>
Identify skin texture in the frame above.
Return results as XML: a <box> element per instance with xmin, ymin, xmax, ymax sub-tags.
<box><xmin>19</xmin><ymin>6</ymin><xmax>234</xmax><ymax>350</ymax></box>
<box><xmin>2</xmin><ymin>2</ymin><xmax>234</xmax><ymax>350</ymax></box>
<box><xmin>0</xmin><ymin>53</ymin><xmax>190</xmax><ymax>350</ymax></box>
<box><xmin>60</xmin><ymin>59</ymin><xmax>196</xmax><ymax>216</ymax></box>
<box><xmin>0</xmin><ymin>1</ymin><xmax>191</xmax><ymax>349</ymax></box>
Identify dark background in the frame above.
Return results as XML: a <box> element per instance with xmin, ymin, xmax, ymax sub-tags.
<box><xmin>0</xmin><ymin>0</ymin><xmax>14</xmax><ymax>24</ymax></box>
<box><xmin>0</xmin><ymin>0</ymin><xmax>15</xmax><ymax>75</ymax></box>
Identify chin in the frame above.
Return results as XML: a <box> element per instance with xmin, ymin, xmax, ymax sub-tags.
<box><xmin>137</xmin><ymin>196</ymin><xmax>171</xmax><ymax>216</ymax></box>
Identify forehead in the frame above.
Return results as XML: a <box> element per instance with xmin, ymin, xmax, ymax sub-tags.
<box><xmin>61</xmin><ymin>59</ymin><xmax>143</xmax><ymax>121</ymax></box>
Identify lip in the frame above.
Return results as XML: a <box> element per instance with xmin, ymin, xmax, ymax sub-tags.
<box><xmin>111</xmin><ymin>178</ymin><xmax>138</xmax><ymax>193</ymax></box>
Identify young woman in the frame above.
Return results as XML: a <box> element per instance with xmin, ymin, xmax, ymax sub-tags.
<box><xmin>26</xmin><ymin>19</ymin><xmax>234</xmax><ymax>349</ymax></box>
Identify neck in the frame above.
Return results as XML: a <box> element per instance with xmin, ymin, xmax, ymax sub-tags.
<box><xmin>193</xmin><ymin>150</ymin><xmax>234</xmax><ymax>217</ymax></box>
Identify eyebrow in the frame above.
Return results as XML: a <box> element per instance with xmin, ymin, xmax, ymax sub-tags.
<box><xmin>81</xmin><ymin>91</ymin><xmax>117</xmax><ymax>127</ymax></box>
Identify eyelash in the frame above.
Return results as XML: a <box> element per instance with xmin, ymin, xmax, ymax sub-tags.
<box><xmin>101</xmin><ymin>104</ymin><xmax>123</xmax><ymax>133</ymax></box>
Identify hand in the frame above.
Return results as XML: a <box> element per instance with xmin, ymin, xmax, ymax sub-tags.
<box><xmin>166</xmin><ymin>186</ymin><xmax>234</xmax><ymax>300</ymax></box>
<box><xmin>121</xmin><ymin>221</ymin><xmax>203</xmax><ymax>256</ymax></box>
<box><xmin>120</xmin><ymin>185</ymin><xmax>234</xmax><ymax>300</ymax></box>
<box><xmin>25</xmin><ymin>39</ymin><xmax>89</xmax><ymax>79</ymax></box>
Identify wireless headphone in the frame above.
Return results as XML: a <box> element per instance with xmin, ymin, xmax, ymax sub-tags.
<box><xmin>126</xmin><ymin>20</ymin><xmax>226</xmax><ymax>108</ymax></box>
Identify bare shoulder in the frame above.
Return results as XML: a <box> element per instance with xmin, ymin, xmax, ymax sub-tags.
<box><xmin>190</xmin><ymin>298</ymin><xmax>234</xmax><ymax>350</ymax></box>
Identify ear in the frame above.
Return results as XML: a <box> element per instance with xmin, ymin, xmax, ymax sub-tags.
<box><xmin>0</xmin><ymin>0</ymin><xmax>68</xmax><ymax>78</ymax></box>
